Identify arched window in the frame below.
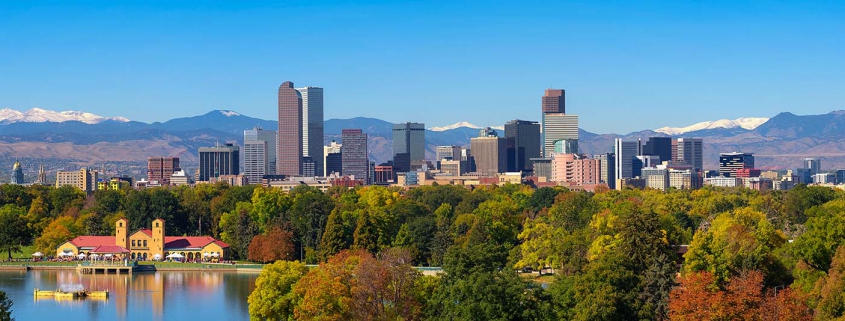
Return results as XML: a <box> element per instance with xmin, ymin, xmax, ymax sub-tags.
<box><xmin>119</xmin><ymin>222</ymin><xmax>123</xmax><ymax>227</ymax></box>
<box><xmin>156</xmin><ymin>222</ymin><xmax>159</xmax><ymax>227</ymax></box>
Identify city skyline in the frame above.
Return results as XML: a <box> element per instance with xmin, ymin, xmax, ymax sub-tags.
<box><xmin>2</xmin><ymin>2</ymin><xmax>843</xmax><ymax>134</ymax></box>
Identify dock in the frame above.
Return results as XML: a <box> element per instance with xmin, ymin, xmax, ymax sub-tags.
<box><xmin>76</xmin><ymin>262</ymin><xmax>139</xmax><ymax>274</ymax></box>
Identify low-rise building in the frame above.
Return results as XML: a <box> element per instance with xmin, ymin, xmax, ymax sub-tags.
<box><xmin>57</xmin><ymin>218</ymin><xmax>229</xmax><ymax>261</ymax></box>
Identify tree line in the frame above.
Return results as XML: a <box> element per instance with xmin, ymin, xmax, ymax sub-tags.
<box><xmin>2</xmin><ymin>182</ymin><xmax>845</xmax><ymax>319</ymax></box>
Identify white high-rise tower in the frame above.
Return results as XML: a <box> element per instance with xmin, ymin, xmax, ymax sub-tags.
<box><xmin>296</xmin><ymin>86</ymin><xmax>324</xmax><ymax>176</ymax></box>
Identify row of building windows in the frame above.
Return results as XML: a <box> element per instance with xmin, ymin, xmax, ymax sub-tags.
<box><xmin>132</xmin><ymin>240</ymin><xmax>148</xmax><ymax>247</ymax></box>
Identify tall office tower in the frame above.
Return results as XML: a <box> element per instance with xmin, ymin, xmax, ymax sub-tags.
<box><xmin>543</xmin><ymin>114</ymin><xmax>579</xmax><ymax>157</ymax></box>
<box><xmin>147</xmin><ymin>157</ymin><xmax>180</xmax><ymax>186</ymax></box>
<box><xmin>597</xmin><ymin>153</ymin><xmax>616</xmax><ymax>189</ymax></box>
<box><xmin>324</xmin><ymin>140</ymin><xmax>343</xmax><ymax>176</ymax></box>
<box><xmin>392</xmin><ymin>122</ymin><xmax>425</xmax><ymax>173</ymax></box>
<box><xmin>719</xmin><ymin>152</ymin><xmax>754</xmax><ymax>177</ymax></box>
<box><xmin>341</xmin><ymin>129</ymin><xmax>369</xmax><ymax>184</ymax></box>
<box><xmin>244</xmin><ymin>126</ymin><xmax>277</xmax><ymax>183</ymax></box>
<box><xmin>296</xmin><ymin>86</ymin><xmax>324</xmax><ymax>176</ymax></box>
<box><xmin>836</xmin><ymin>169</ymin><xmax>845</xmax><ymax>185</ymax></box>
<box><xmin>671</xmin><ymin>139</ymin><xmax>678</xmax><ymax>161</ymax></box>
<box><xmin>614</xmin><ymin>138</ymin><xmax>641</xmax><ymax>180</ymax></box>
<box><xmin>542</xmin><ymin>89</ymin><xmax>565</xmax><ymax>114</ymax></box>
<box><xmin>804</xmin><ymin>158</ymin><xmax>821</xmax><ymax>176</ymax></box>
<box><xmin>642</xmin><ymin>137</ymin><xmax>672</xmax><ymax>163</ymax></box>
<box><xmin>470</xmin><ymin>136</ymin><xmax>507</xmax><ymax>177</ymax></box>
<box><xmin>11</xmin><ymin>160</ymin><xmax>23</xmax><ymax>185</ymax></box>
<box><xmin>505</xmin><ymin>120</ymin><xmax>541</xmax><ymax>172</ymax></box>
<box><xmin>277</xmin><ymin>81</ymin><xmax>303</xmax><ymax>176</ymax></box>
<box><xmin>676</xmin><ymin>138</ymin><xmax>704</xmax><ymax>170</ymax></box>
<box><xmin>198</xmin><ymin>144</ymin><xmax>240</xmax><ymax>182</ymax></box>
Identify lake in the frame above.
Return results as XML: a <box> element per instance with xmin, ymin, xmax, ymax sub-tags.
<box><xmin>0</xmin><ymin>269</ymin><xmax>258</xmax><ymax>321</ymax></box>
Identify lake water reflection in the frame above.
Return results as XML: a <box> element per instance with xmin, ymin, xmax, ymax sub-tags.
<box><xmin>0</xmin><ymin>270</ymin><xmax>258</xmax><ymax>321</ymax></box>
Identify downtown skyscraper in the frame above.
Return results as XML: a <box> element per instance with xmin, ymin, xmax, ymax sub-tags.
<box><xmin>296</xmin><ymin>86</ymin><xmax>324</xmax><ymax>176</ymax></box>
<box><xmin>541</xmin><ymin>89</ymin><xmax>578</xmax><ymax>157</ymax></box>
<box><xmin>341</xmin><ymin>129</ymin><xmax>369</xmax><ymax>184</ymax></box>
<box><xmin>244</xmin><ymin>126</ymin><xmax>277</xmax><ymax>184</ymax></box>
<box><xmin>505</xmin><ymin>119</ymin><xmax>541</xmax><ymax>172</ymax></box>
<box><xmin>277</xmin><ymin>81</ymin><xmax>303</xmax><ymax>176</ymax></box>
<box><xmin>392</xmin><ymin>122</ymin><xmax>425</xmax><ymax>173</ymax></box>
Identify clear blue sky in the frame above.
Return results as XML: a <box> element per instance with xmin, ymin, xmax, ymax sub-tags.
<box><xmin>1</xmin><ymin>1</ymin><xmax>843</xmax><ymax>134</ymax></box>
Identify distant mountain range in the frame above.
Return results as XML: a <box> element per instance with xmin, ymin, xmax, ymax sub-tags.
<box><xmin>0</xmin><ymin>107</ymin><xmax>844</xmax><ymax>170</ymax></box>
<box><xmin>654</xmin><ymin>117</ymin><xmax>769</xmax><ymax>135</ymax></box>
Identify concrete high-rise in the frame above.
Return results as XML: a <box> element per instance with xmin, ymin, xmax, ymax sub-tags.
<box><xmin>147</xmin><ymin>157</ymin><xmax>180</xmax><ymax>186</ymax></box>
<box><xmin>505</xmin><ymin>120</ymin><xmax>541</xmax><ymax>172</ymax></box>
<box><xmin>244</xmin><ymin>126</ymin><xmax>277</xmax><ymax>184</ymax></box>
<box><xmin>198</xmin><ymin>144</ymin><xmax>240</xmax><ymax>182</ymax></box>
<box><xmin>277</xmin><ymin>81</ymin><xmax>303</xmax><ymax>176</ymax></box>
<box><xmin>642</xmin><ymin>137</ymin><xmax>672</xmax><ymax>163</ymax></box>
<box><xmin>541</xmin><ymin>89</ymin><xmax>576</xmax><ymax>157</ymax></box>
<box><xmin>56</xmin><ymin>168</ymin><xmax>98</xmax><ymax>192</ymax></box>
<box><xmin>597</xmin><ymin>153</ymin><xmax>616</xmax><ymax>189</ymax></box>
<box><xmin>804</xmin><ymin>157</ymin><xmax>821</xmax><ymax>176</ymax></box>
<box><xmin>615</xmin><ymin>138</ymin><xmax>641</xmax><ymax>180</ymax></box>
<box><xmin>719</xmin><ymin>152</ymin><xmax>754</xmax><ymax>177</ymax></box>
<box><xmin>436</xmin><ymin>146</ymin><xmax>462</xmax><ymax>161</ymax></box>
<box><xmin>543</xmin><ymin>114</ymin><xmax>579</xmax><ymax>157</ymax></box>
<box><xmin>470</xmin><ymin>136</ymin><xmax>507</xmax><ymax>177</ymax></box>
<box><xmin>296</xmin><ymin>86</ymin><xmax>324</xmax><ymax>176</ymax></box>
<box><xmin>392</xmin><ymin>122</ymin><xmax>425</xmax><ymax>173</ymax></box>
<box><xmin>341</xmin><ymin>129</ymin><xmax>368</xmax><ymax>183</ymax></box>
<box><xmin>676</xmin><ymin>138</ymin><xmax>704</xmax><ymax>170</ymax></box>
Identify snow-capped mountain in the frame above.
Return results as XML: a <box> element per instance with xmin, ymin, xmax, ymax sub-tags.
<box><xmin>0</xmin><ymin>108</ymin><xmax>130</xmax><ymax>124</ymax></box>
<box><xmin>654</xmin><ymin>117</ymin><xmax>769</xmax><ymax>135</ymax></box>
<box><xmin>430</xmin><ymin>121</ymin><xmax>504</xmax><ymax>132</ymax></box>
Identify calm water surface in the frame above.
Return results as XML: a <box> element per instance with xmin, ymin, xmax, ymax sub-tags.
<box><xmin>0</xmin><ymin>270</ymin><xmax>258</xmax><ymax>321</ymax></box>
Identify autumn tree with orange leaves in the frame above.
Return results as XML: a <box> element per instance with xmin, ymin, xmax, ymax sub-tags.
<box><xmin>668</xmin><ymin>270</ymin><xmax>811</xmax><ymax>321</ymax></box>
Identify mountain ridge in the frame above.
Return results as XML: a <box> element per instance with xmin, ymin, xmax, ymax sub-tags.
<box><xmin>0</xmin><ymin>108</ymin><xmax>844</xmax><ymax>169</ymax></box>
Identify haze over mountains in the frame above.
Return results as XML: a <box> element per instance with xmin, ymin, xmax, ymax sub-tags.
<box><xmin>0</xmin><ymin>107</ymin><xmax>844</xmax><ymax>170</ymax></box>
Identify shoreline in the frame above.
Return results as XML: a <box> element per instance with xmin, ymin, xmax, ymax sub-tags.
<box><xmin>0</xmin><ymin>264</ymin><xmax>263</xmax><ymax>273</ymax></box>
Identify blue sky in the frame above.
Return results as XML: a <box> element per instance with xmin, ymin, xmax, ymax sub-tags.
<box><xmin>1</xmin><ymin>1</ymin><xmax>843</xmax><ymax>134</ymax></box>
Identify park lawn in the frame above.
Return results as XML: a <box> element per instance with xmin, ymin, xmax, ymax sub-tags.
<box><xmin>519</xmin><ymin>272</ymin><xmax>556</xmax><ymax>284</ymax></box>
<box><xmin>6</xmin><ymin>245</ymin><xmax>34</xmax><ymax>260</ymax></box>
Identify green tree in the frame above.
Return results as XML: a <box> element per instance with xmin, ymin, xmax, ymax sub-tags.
<box><xmin>33</xmin><ymin>216</ymin><xmax>77</xmax><ymax>255</ymax></box>
<box><xmin>0</xmin><ymin>205</ymin><xmax>31</xmax><ymax>259</ymax></box>
<box><xmin>319</xmin><ymin>207</ymin><xmax>354</xmax><ymax>261</ymax></box>
<box><xmin>219</xmin><ymin>202</ymin><xmax>259</xmax><ymax>260</ymax></box>
<box><xmin>0</xmin><ymin>290</ymin><xmax>12</xmax><ymax>321</ymax></box>
<box><xmin>683</xmin><ymin>207</ymin><xmax>787</xmax><ymax>286</ymax></box>
<box><xmin>48</xmin><ymin>185</ymin><xmax>85</xmax><ymax>217</ymax></box>
<box><xmin>247</xmin><ymin>260</ymin><xmax>308</xmax><ymax>320</ymax></box>
<box><xmin>353</xmin><ymin>209</ymin><xmax>379</xmax><ymax>254</ymax></box>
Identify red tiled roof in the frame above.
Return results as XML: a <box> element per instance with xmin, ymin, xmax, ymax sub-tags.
<box><xmin>90</xmin><ymin>245</ymin><xmax>130</xmax><ymax>254</ymax></box>
<box><xmin>164</xmin><ymin>236</ymin><xmax>230</xmax><ymax>249</ymax></box>
<box><xmin>213</xmin><ymin>240</ymin><xmax>230</xmax><ymax>248</ymax></box>
<box><xmin>135</xmin><ymin>229</ymin><xmax>153</xmax><ymax>237</ymax></box>
<box><xmin>68</xmin><ymin>236</ymin><xmax>115</xmax><ymax>248</ymax></box>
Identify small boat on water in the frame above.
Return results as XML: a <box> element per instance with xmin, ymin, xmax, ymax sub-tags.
<box><xmin>85</xmin><ymin>290</ymin><xmax>109</xmax><ymax>298</ymax></box>
<box><xmin>34</xmin><ymin>288</ymin><xmax>109</xmax><ymax>298</ymax></box>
